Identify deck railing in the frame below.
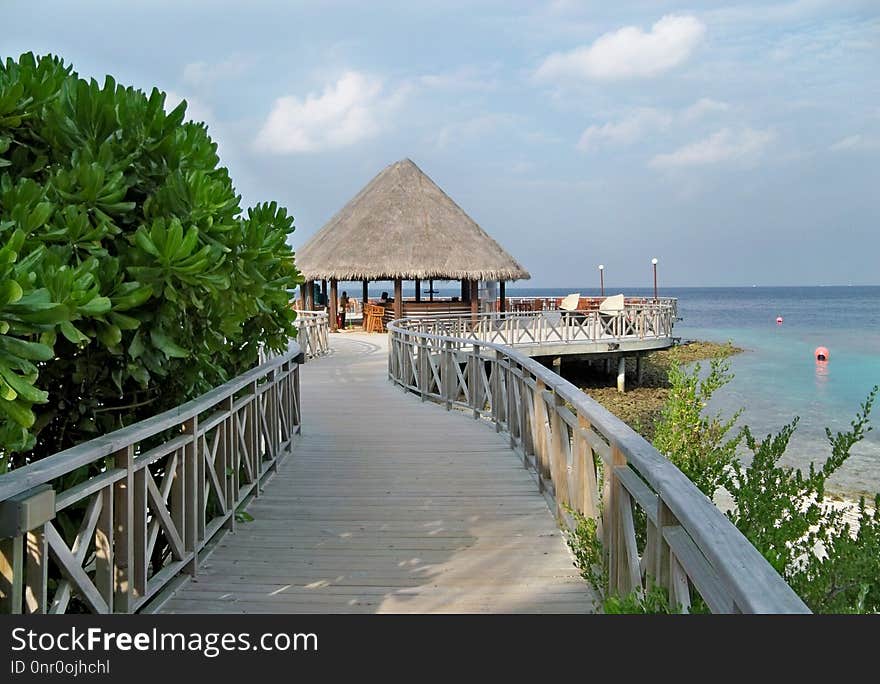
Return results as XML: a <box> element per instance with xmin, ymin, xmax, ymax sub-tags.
<box><xmin>294</xmin><ymin>310</ymin><xmax>331</xmax><ymax>358</ymax></box>
<box><xmin>387</xmin><ymin>317</ymin><xmax>809</xmax><ymax>613</ymax></box>
<box><xmin>0</xmin><ymin>343</ymin><xmax>303</xmax><ymax>614</ymax></box>
<box><xmin>403</xmin><ymin>301</ymin><xmax>676</xmax><ymax>349</ymax></box>
<box><xmin>500</xmin><ymin>295</ymin><xmax>678</xmax><ymax>314</ymax></box>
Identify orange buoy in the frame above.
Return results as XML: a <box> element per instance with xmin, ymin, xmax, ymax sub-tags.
<box><xmin>815</xmin><ymin>346</ymin><xmax>829</xmax><ymax>362</ymax></box>
<box><xmin>776</xmin><ymin>316</ymin><xmax>783</xmax><ymax>324</ymax></box>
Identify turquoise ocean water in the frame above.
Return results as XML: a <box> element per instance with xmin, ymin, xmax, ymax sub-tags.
<box><xmin>666</xmin><ymin>286</ymin><xmax>880</xmax><ymax>496</ymax></box>
<box><xmin>351</xmin><ymin>283</ymin><xmax>879</xmax><ymax>495</ymax></box>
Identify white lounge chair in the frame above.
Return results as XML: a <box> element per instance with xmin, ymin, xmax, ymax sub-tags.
<box><xmin>598</xmin><ymin>294</ymin><xmax>626</xmax><ymax>336</ymax></box>
<box><xmin>599</xmin><ymin>293</ymin><xmax>625</xmax><ymax>315</ymax></box>
<box><xmin>559</xmin><ymin>293</ymin><xmax>581</xmax><ymax>311</ymax></box>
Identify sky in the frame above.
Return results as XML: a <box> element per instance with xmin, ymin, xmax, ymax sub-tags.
<box><xmin>2</xmin><ymin>0</ymin><xmax>879</xmax><ymax>287</ymax></box>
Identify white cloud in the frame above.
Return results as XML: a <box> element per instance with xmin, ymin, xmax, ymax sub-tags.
<box><xmin>578</xmin><ymin>109</ymin><xmax>671</xmax><ymax>151</ymax></box>
<box><xmin>183</xmin><ymin>54</ymin><xmax>253</xmax><ymax>87</ymax></box>
<box><xmin>535</xmin><ymin>15</ymin><xmax>706</xmax><ymax>81</ymax></box>
<box><xmin>650</xmin><ymin>128</ymin><xmax>775</xmax><ymax>168</ymax></box>
<box><xmin>830</xmin><ymin>134</ymin><xmax>880</xmax><ymax>152</ymax></box>
<box><xmin>577</xmin><ymin>98</ymin><xmax>730</xmax><ymax>152</ymax></box>
<box><xmin>254</xmin><ymin>72</ymin><xmax>403</xmax><ymax>154</ymax></box>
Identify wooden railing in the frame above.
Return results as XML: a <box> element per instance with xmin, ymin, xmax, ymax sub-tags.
<box><xmin>396</xmin><ymin>300</ymin><xmax>677</xmax><ymax>349</ymax></box>
<box><xmin>387</xmin><ymin>317</ymin><xmax>809</xmax><ymax>613</ymax></box>
<box><xmin>294</xmin><ymin>310</ymin><xmax>330</xmax><ymax>358</ymax></box>
<box><xmin>0</xmin><ymin>343</ymin><xmax>303</xmax><ymax>614</ymax></box>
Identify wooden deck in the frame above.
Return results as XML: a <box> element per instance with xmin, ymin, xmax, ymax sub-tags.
<box><xmin>159</xmin><ymin>332</ymin><xmax>596</xmax><ymax>613</ymax></box>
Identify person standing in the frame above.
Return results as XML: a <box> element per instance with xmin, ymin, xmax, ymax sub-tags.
<box><xmin>339</xmin><ymin>290</ymin><xmax>350</xmax><ymax>329</ymax></box>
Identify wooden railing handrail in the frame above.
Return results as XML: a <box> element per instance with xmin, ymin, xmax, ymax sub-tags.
<box><xmin>293</xmin><ymin>309</ymin><xmax>330</xmax><ymax>358</ymax></box>
<box><xmin>0</xmin><ymin>341</ymin><xmax>303</xmax><ymax>614</ymax></box>
<box><xmin>392</xmin><ymin>304</ymin><xmax>677</xmax><ymax>350</ymax></box>
<box><xmin>386</xmin><ymin>315</ymin><xmax>809</xmax><ymax>614</ymax></box>
<box><xmin>0</xmin><ymin>344</ymin><xmax>302</xmax><ymax>502</ymax></box>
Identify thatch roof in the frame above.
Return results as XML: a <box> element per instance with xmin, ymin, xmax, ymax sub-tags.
<box><xmin>295</xmin><ymin>158</ymin><xmax>530</xmax><ymax>282</ymax></box>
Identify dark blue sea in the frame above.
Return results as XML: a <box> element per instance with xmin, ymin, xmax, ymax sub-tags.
<box><xmin>347</xmin><ymin>283</ymin><xmax>880</xmax><ymax>495</ymax></box>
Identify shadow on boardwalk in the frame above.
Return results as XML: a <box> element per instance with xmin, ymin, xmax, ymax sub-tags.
<box><xmin>159</xmin><ymin>333</ymin><xmax>597</xmax><ymax>613</ymax></box>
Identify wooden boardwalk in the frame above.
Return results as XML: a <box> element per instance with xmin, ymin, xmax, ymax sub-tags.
<box><xmin>159</xmin><ymin>333</ymin><xmax>596</xmax><ymax>613</ymax></box>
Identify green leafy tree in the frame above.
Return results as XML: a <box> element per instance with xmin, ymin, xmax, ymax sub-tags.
<box><xmin>0</xmin><ymin>53</ymin><xmax>301</xmax><ymax>470</ymax></box>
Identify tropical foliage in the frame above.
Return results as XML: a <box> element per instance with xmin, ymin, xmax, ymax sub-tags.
<box><xmin>565</xmin><ymin>350</ymin><xmax>879</xmax><ymax>614</ymax></box>
<box><xmin>726</xmin><ymin>388</ymin><xmax>879</xmax><ymax>613</ymax></box>
<box><xmin>0</xmin><ymin>53</ymin><xmax>300</xmax><ymax>470</ymax></box>
<box><xmin>652</xmin><ymin>355</ymin><xmax>742</xmax><ymax>498</ymax></box>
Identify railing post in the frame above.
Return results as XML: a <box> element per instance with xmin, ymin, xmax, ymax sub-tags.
<box><xmin>224</xmin><ymin>395</ymin><xmax>236</xmax><ymax>531</ymax></box>
<box><xmin>388</xmin><ymin>332</ymin><xmax>394</xmax><ymax>381</ymax></box>
<box><xmin>132</xmin><ymin>464</ymin><xmax>147</xmax><ymax>602</ymax></box>
<box><xmin>293</xmin><ymin>359</ymin><xmax>302</xmax><ymax>434</ymax></box>
<box><xmin>492</xmin><ymin>350</ymin><xmax>502</xmax><ymax>432</ymax></box>
<box><xmin>24</xmin><ymin>527</ymin><xmax>47</xmax><ymax>613</ymax></box>
<box><xmin>182</xmin><ymin>417</ymin><xmax>199</xmax><ymax>575</ymax></box>
<box><xmin>443</xmin><ymin>340</ymin><xmax>453</xmax><ymax>410</ymax></box>
<box><xmin>520</xmin><ymin>374</ymin><xmax>534</xmax><ymax>467</ymax></box>
<box><xmin>532</xmin><ymin>378</ymin><xmax>548</xmax><ymax>490</ymax></box>
<box><xmin>549</xmin><ymin>393</ymin><xmax>571</xmax><ymax>516</ymax></box>
<box><xmin>654</xmin><ymin>499</ymin><xmax>676</xmax><ymax>596</ymax></box>
<box><xmin>507</xmin><ymin>362</ymin><xmax>516</xmax><ymax>449</ymax></box>
<box><xmin>0</xmin><ymin>534</ymin><xmax>23</xmax><ymax>613</ymax></box>
<box><xmin>247</xmin><ymin>380</ymin><xmax>259</xmax><ymax>495</ymax></box>
<box><xmin>574</xmin><ymin>415</ymin><xmax>599</xmax><ymax>521</ymax></box>
<box><xmin>112</xmin><ymin>445</ymin><xmax>135</xmax><ymax>612</ymax></box>
<box><xmin>95</xmin><ymin>485</ymin><xmax>113</xmax><ymax>612</ymax></box>
<box><xmin>418</xmin><ymin>338</ymin><xmax>427</xmax><ymax>401</ymax></box>
<box><xmin>471</xmin><ymin>344</ymin><xmax>481</xmax><ymax>418</ymax></box>
<box><xmin>602</xmin><ymin>444</ymin><xmax>626</xmax><ymax>597</ymax></box>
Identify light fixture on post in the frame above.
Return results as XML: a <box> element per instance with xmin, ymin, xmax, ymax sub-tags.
<box><xmin>651</xmin><ymin>257</ymin><xmax>659</xmax><ymax>301</ymax></box>
<box><xmin>598</xmin><ymin>264</ymin><xmax>605</xmax><ymax>297</ymax></box>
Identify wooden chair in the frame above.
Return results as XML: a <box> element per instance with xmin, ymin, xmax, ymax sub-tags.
<box><xmin>363</xmin><ymin>303</ymin><xmax>386</xmax><ymax>333</ymax></box>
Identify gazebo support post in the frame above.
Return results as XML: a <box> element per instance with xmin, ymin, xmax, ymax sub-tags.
<box><xmin>329</xmin><ymin>279</ymin><xmax>338</xmax><ymax>332</ymax></box>
<box><xmin>470</xmin><ymin>279</ymin><xmax>479</xmax><ymax>319</ymax></box>
<box><xmin>321</xmin><ymin>280</ymin><xmax>327</xmax><ymax>308</ymax></box>
<box><xmin>414</xmin><ymin>278</ymin><xmax>421</xmax><ymax>302</ymax></box>
<box><xmin>299</xmin><ymin>283</ymin><xmax>307</xmax><ymax>311</ymax></box>
<box><xmin>461</xmin><ymin>279</ymin><xmax>469</xmax><ymax>302</ymax></box>
<box><xmin>305</xmin><ymin>280</ymin><xmax>314</xmax><ymax>310</ymax></box>
<box><xmin>362</xmin><ymin>280</ymin><xmax>369</xmax><ymax>306</ymax></box>
<box><xmin>393</xmin><ymin>278</ymin><xmax>403</xmax><ymax>320</ymax></box>
<box><xmin>499</xmin><ymin>280</ymin><xmax>506</xmax><ymax>313</ymax></box>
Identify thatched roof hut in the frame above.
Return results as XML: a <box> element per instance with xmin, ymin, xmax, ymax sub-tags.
<box><xmin>296</xmin><ymin>158</ymin><xmax>530</xmax><ymax>282</ymax></box>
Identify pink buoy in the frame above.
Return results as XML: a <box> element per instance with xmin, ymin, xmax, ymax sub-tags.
<box><xmin>815</xmin><ymin>346</ymin><xmax>829</xmax><ymax>362</ymax></box>
<box><xmin>776</xmin><ymin>316</ymin><xmax>783</xmax><ymax>325</ymax></box>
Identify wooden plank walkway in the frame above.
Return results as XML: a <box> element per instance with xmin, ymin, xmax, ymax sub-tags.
<box><xmin>159</xmin><ymin>333</ymin><xmax>596</xmax><ymax>613</ymax></box>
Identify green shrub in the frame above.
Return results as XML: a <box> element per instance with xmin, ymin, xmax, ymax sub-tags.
<box><xmin>563</xmin><ymin>505</ymin><xmax>685</xmax><ymax>613</ymax></box>
<box><xmin>603</xmin><ymin>585</ymin><xmax>681</xmax><ymax>614</ymax></box>
<box><xmin>562</xmin><ymin>504</ymin><xmax>606</xmax><ymax>592</ymax></box>
<box><xmin>726</xmin><ymin>387</ymin><xmax>879</xmax><ymax>613</ymax></box>
<box><xmin>652</xmin><ymin>355</ymin><xmax>741</xmax><ymax>498</ymax></box>
<box><xmin>0</xmin><ymin>53</ymin><xmax>301</xmax><ymax>470</ymax></box>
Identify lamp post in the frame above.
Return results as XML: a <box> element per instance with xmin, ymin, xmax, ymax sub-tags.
<box><xmin>598</xmin><ymin>264</ymin><xmax>605</xmax><ymax>296</ymax></box>
<box><xmin>651</xmin><ymin>258</ymin><xmax>658</xmax><ymax>301</ymax></box>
